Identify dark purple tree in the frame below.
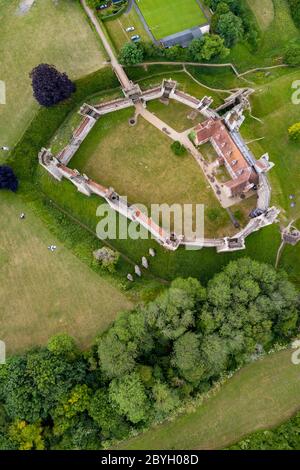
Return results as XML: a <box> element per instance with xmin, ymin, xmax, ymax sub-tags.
<box><xmin>0</xmin><ymin>166</ymin><xmax>19</xmax><ymax>192</ymax></box>
<box><xmin>30</xmin><ymin>64</ymin><xmax>76</xmax><ymax>107</ymax></box>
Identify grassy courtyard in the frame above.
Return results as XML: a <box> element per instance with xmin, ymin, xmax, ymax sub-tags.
<box><xmin>137</xmin><ymin>0</ymin><xmax>207</xmax><ymax>39</ymax></box>
<box><xmin>0</xmin><ymin>0</ymin><xmax>106</xmax><ymax>148</ymax></box>
<box><xmin>146</xmin><ymin>100</ymin><xmax>206</xmax><ymax>132</ymax></box>
<box><xmin>120</xmin><ymin>348</ymin><xmax>300</xmax><ymax>450</ymax></box>
<box><xmin>0</xmin><ymin>191</ymin><xmax>132</xmax><ymax>354</ymax></box>
<box><xmin>69</xmin><ymin>106</ymin><xmax>248</xmax><ymax>238</ymax></box>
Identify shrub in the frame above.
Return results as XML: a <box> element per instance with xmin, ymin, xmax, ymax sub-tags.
<box><xmin>171</xmin><ymin>141</ymin><xmax>187</xmax><ymax>156</ymax></box>
<box><xmin>288</xmin><ymin>122</ymin><xmax>300</xmax><ymax>142</ymax></box>
<box><xmin>30</xmin><ymin>64</ymin><xmax>76</xmax><ymax>107</ymax></box>
<box><xmin>0</xmin><ymin>165</ymin><xmax>18</xmax><ymax>192</ymax></box>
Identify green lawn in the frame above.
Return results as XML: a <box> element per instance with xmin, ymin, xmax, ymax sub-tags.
<box><xmin>104</xmin><ymin>7</ymin><xmax>149</xmax><ymax>51</ymax></box>
<box><xmin>246</xmin><ymin>0</ymin><xmax>275</xmax><ymax>31</ymax></box>
<box><xmin>146</xmin><ymin>99</ymin><xmax>205</xmax><ymax>132</ymax></box>
<box><xmin>137</xmin><ymin>0</ymin><xmax>207</xmax><ymax>39</ymax></box>
<box><xmin>120</xmin><ymin>348</ymin><xmax>300</xmax><ymax>450</ymax></box>
<box><xmin>69</xmin><ymin>107</ymin><xmax>237</xmax><ymax>237</ymax></box>
<box><xmin>0</xmin><ymin>191</ymin><xmax>132</xmax><ymax>354</ymax></box>
<box><xmin>225</xmin><ymin>0</ymin><xmax>300</xmax><ymax>71</ymax></box>
<box><xmin>0</xmin><ymin>0</ymin><xmax>106</xmax><ymax>148</ymax></box>
<box><xmin>279</xmin><ymin>242</ymin><xmax>300</xmax><ymax>289</ymax></box>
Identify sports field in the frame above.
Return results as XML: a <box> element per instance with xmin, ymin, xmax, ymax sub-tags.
<box><xmin>136</xmin><ymin>0</ymin><xmax>207</xmax><ymax>39</ymax></box>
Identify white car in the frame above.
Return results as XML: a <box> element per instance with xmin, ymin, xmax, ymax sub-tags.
<box><xmin>126</xmin><ymin>26</ymin><xmax>135</xmax><ymax>32</ymax></box>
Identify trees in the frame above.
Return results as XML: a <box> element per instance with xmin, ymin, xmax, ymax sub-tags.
<box><xmin>47</xmin><ymin>333</ymin><xmax>78</xmax><ymax>360</ymax></box>
<box><xmin>170</xmin><ymin>141</ymin><xmax>187</xmax><ymax>156</ymax></box>
<box><xmin>97</xmin><ymin>329</ymin><xmax>137</xmax><ymax>379</ymax></box>
<box><xmin>145</xmin><ymin>277</ymin><xmax>205</xmax><ymax>340</ymax></box>
<box><xmin>109</xmin><ymin>372</ymin><xmax>149</xmax><ymax>424</ymax></box>
<box><xmin>152</xmin><ymin>382</ymin><xmax>180</xmax><ymax>418</ymax></box>
<box><xmin>118</xmin><ymin>42</ymin><xmax>144</xmax><ymax>66</ymax></box>
<box><xmin>288</xmin><ymin>122</ymin><xmax>300</xmax><ymax>141</ymax></box>
<box><xmin>216</xmin><ymin>12</ymin><xmax>244</xmax><ymax>47</ymax></box>
<box><xmin>0</xmin><ymin>166</ymin><xmax>18</xmax><ymax>192</ymax></box>
<box><xmin>188</xmin><ymin>34</ymin><xmax>229</xmax><ymax>62</ymax></box>
<box><xmin>93</xmin><ymin>247</ymin><xmax>120</xmax><ymax>272</ymax></box>
<box><xmin>287</xmin><ymin>0</ymin><xmax>300</xmax><ymax>28</ymax></box>
<box><xmin>172</xmin><ymin>332</ymin><xmax>205</xmax><ymax>383</ymax></box>
<box><xmin>0</xmin><ymin>260</ymin><xmax>298</xmax><ymax>449</ymax></box>
<box><xmin>9</xmin><ymin>421</ymin><xmax>45</xmax><ymax>450</ymax></box>
<box><xmin>284</xmin><ymin>43</ymin><xmax>300</xmax><ymax>66</ymax></box>
<box><xmin>30</xmin><ymin>64</ymin><xmax>76</xmax><ymax>107</ymax></box>
<box><xmin>88</xmin><ymin>389</ymin><xmax>129</xmax><ymax>439</ymax></box>
<box><xmin>230</xmin><ymin>411</ymin><xmax>300</xmax><ymax>450</ymax></box>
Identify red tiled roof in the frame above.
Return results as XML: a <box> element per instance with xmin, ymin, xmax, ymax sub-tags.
<box><xmin>195</xmin><ymin>119</ymin><xmax>249</xmax><ymax>176</ymax></box>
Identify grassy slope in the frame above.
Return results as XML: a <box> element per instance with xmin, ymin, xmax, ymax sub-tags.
<box><xmin>120</xmin><ymin>348</ymin><xmax>300</xmax><ymax>450</ymax></box>
<box><xmin>0</xmin><ymin>0</ymin><xmax>106</xmax><ymax>147</ymax></box>
<box><xmin>243</xmin><ymin>69</ymin><xmax>300</xmax><ymax>221</ymax></box>
<box><xmin>137</xmin><ymin>0</ymin><xmax>207</xmax><ymax>39</ymax></box>
<box><xmin>246</xmin><ymin>0</ymin><xmax>275</xmax><ymax>31</ymax></box>
<box><xmin>225</xmin><ymin>0</ymin><xmax>300</xmax><ymax>71</ymax></box>
<box><xmin>0</xmin><ymin>191</ymin><xmax>132</xmax><ymax>354</ymax></box>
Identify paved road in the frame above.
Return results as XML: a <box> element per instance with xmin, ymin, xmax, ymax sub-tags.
<box><xmin>81</xmin><ymin>0</ymin><xmax>132</xmax><ymax>90</ymax></box>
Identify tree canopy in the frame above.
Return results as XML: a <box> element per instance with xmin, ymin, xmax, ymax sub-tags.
<box><xmin>0</xmin><ymin>259</ymin><xmax>299</xmax><ymax>449</ymax></box>
<box><xmin>0</xmin><ymin>166</ymin><xmax>18</xmax><ymax>192</ymax></box>
<box><xmin>30</xmin><ymin>64</ymin><xmax>76</xmax><ymax>107</ymax></box>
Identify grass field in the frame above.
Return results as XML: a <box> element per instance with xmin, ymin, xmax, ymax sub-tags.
<box><xmin>280</xmin><ymin>243</ymin><xmax>300</xmax><ymax>288</ymax></box>
<box><xmin>226</xmin><ymin>0</ymin><xmax>300</xmax><ymax>70</ymax></box>
<box><xmin>68</xmin><ymin>105</ymin><xmax>254</xmax><ymax>238</ymax></box>
<box><xmin>0</xmin><ymin>191</ymin><xmax>132</xmax><ymax>354</ymax></box>
<box><xmin>246</xmin><ymin>0</ymin><xmax>275</xmax><ymax>31</ymax></box>
<box><xmin>120</xmin><ymin>348</ymin><xmax>300</xmax><ymax>450</ymax></box>
<box><xmin>137</xmin><ymin>0</ymin><xmax>207</xmax><ymax>39</ymax></box>
<box><xmin>104</xmin><ymin>6</ymin><xmax>149</xmax><ymax>51</ymax></box>
<box><xmin>0</xmin><ymin>0</ymin><xmax>106</xmax><ymax>148</ymax></box>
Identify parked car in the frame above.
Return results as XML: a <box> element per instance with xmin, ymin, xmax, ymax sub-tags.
<box><xmin>126</xmin><ymin>26</ymin><xmax>135</xmax><ymax>32</ymax></box>
<box><xmin>131</xmin><ymin>35</ymin><xmax>140</xmax><ymax>42</ymax></box>
<box><xmin>97</xmin><ymin>3</ymin><xmax>108</xmax><ymax>10</ymax></box>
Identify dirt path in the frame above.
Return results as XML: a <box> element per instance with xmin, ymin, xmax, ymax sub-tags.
<box><xmin>81</xmin><ymin>0</ymin><xmax>132</xmax><ymax>90</ymax></box>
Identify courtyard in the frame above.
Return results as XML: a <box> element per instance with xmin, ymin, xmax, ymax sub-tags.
<box><xmin>67</xmin><ymin>105</ymin><xmax>255</xmax><ymax>238</ymax></box>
